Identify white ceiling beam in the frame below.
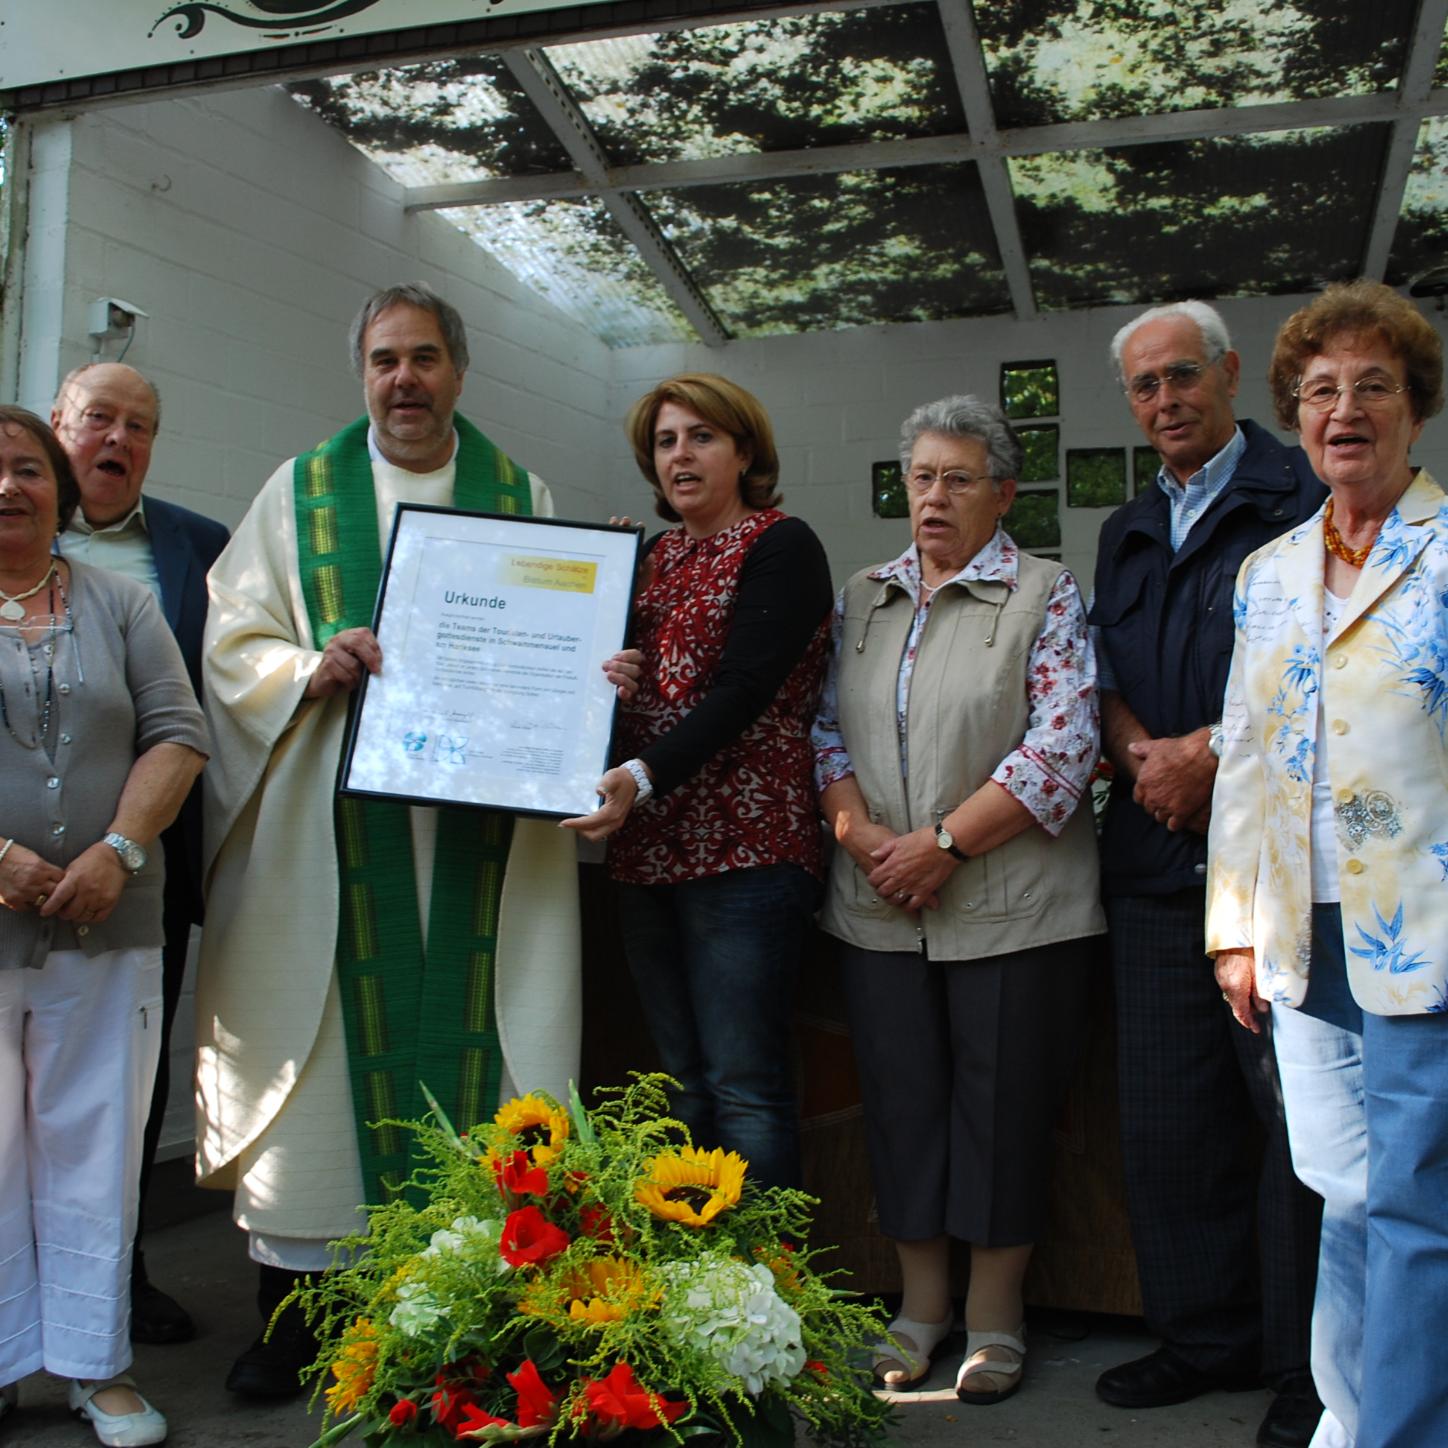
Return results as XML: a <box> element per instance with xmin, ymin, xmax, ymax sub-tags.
<box><xmin>502</xmin><ymin>46</ymin><xmax>730</xmax><ymax>346</ymax></box>
<box><xmin>404</xmin><ymin>85</ymin><xmax>1448</xmax><ymax>212</ymax></box>
<box><xmin>935</xmin><ymin>0</ymin><xmax>1035</xmax><ymax>318</ymax></box>
<box><xmin>1361</xmin><ymin>0</ymin><xmax>1448</xmax><ymax>279</ymax></box>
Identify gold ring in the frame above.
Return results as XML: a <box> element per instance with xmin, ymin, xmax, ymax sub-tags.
<box><xmin>1221</xmin><ymin>991</ymin><xmax>1231</xmax><ymax>1003</ymax></box>
<box><xmin>35</xmin><ymin>894</ymin><xmax>46</xmax><ymax>907</ymax></box>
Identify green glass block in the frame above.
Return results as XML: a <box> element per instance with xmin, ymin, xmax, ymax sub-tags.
<box><xmin>1001</xmin><ymin>361</ymin><xmax>1059</xmax><ymax>419</ymax></box>
<box><xmin>1067</xmin><ymin>448</ymin><xmax>1127</xmax><ymax>508</ymax></box>
<box><xmin>873</xmin><ymin>460</ymin><xmax>908</xmax><ymax>519</ymax></box>
<box><xmin>1133</xmin><ymin>446</ymin><xmax>1161</xmax><ymax>495</ymax></box>
<box><xmin>1018</xmin><ymin>424</ymin><xmax>1059</xmax><ymax>483</ymax></box>
<box><xmin>1005</xmin><ymin>488</ymin><xmax>1060</xmax><ymax>550</ymax></box>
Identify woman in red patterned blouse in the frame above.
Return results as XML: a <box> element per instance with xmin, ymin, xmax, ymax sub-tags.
<box><xmin>563</xmin><ymin>374</ymin><xmax>832</xmax><ymax>1190</ymax></box>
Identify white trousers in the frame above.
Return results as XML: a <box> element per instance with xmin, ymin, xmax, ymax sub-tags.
<box><xmin>0</xmin><ymin>948</ymin><xmax>162</xmax><ymax>1383</ymax></box>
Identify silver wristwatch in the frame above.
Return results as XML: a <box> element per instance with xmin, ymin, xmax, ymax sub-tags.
<box><xmin>933</xmin><ymin>814</ymin><xmax>969</xmax><ymax>863</ymax></box>
<box><xmin>1207</xmin><ymin>721</ymin><xmax>1225</xmax><ymax>759</ymax></box>
<box><xmin>103</xmin><ymin>831</ymin><xmax>147</xmax><ymax>874</ymax></box>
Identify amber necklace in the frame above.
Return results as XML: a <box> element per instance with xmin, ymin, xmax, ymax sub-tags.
<box><xmin>1323</xmin><ymin>498</ymin><xmax>1376</xmax><ymax>569</ymax></box>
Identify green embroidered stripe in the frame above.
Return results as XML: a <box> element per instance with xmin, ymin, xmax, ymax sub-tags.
<box><xmin>293</xmin><ymin>413</ymin><xmax>531</xmax><ymax>1205</ymax></box>
<box><xmin>345</xmin><ymin>883</ymin><xmax>377</xmax><ymax>961</ymax></box>
<box><xmin>353</xmin><ymin>974</ymin><xmax>390</xmax><ymax>1057</ymax></box>
<box><xmin>309</xmin><ymin>506</ymin><xmax>339</xmax><ymax>559</ymax></box>
<box><xmin>337</xmin><ymin>798</ymin><xmax>367</xmax><ymax>871</ymax></box>
<box><xmin>463</xmin><ymin>949</ymin><xmax>494</xmax><ymax>1034</ymax></box>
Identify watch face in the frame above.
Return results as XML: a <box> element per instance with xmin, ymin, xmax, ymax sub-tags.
<box><xmin>936</xmin><ymin>826</ymin><xmax>954</xmax><ymax>850</ymax></box>
<box><xmin>106</xmin><ymin>833</ymin><xmax>146</xmax><ymax>872</ymax></box>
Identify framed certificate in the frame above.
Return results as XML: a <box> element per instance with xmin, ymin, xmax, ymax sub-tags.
<box><xmin>339</xmin><ymin>505</ymin><xmax>641</xmax><ymax>819</ymax></box>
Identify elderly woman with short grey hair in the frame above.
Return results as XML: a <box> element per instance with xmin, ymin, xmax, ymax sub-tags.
<box><xmin>812</xmin><ymin>395</ymin><xmax>1104</xmax><ymax>1404</ymax></box>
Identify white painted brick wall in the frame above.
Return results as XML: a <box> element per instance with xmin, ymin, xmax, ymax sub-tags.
<box><xmin>605</xmin><ymin>302</ymin><xmax>1448</xmax><ymax>591</ymax></box>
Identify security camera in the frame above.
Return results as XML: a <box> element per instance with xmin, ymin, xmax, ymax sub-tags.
<box><xmin>87</xmin><ymin>297</ymin><xmax>149</xmax><ymax>340</ymax></box>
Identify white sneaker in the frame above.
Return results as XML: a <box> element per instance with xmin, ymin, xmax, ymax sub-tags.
<box><xmin>67</xmin><ymin>1376</ymin><xmax>168</xmax><ymax>1447</ymax></box>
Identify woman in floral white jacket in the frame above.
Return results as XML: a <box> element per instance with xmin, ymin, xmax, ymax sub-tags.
<box><xmin>1206</xmin><ymin>281</ymin><xmax>1446</xmax><ymax>1448</ymax></box>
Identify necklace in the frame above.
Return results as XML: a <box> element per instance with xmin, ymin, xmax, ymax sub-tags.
<box><xmin>1323</xmin><ymin>499</ymin><xmax>1375</xmax><ymax>569</ymax></box>
<box><xmin>0</xmin><ymin>561</ymin><xmax>57</xmax><ymax>622</ymax></box>
<box><xmin>0</xmin><ymin>572</ymin><xmax>71</xmax><ymax>749</ymax></box>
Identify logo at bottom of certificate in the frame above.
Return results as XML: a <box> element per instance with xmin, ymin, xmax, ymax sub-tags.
<box><xmin>401</xmin><ymin>730</ymin><xmax>428</xmax><ymax>754</ymax></box>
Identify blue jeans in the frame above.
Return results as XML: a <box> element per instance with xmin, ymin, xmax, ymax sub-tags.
<box><xmin>615</xmin><ymin>864</ymin><xmax>817</xmax><ymax>1191</ymax></box>
<box><xmin>1274</xmin><ymin>904</ymin><xmax>1448</xmax><ymax>1448</ymax></box>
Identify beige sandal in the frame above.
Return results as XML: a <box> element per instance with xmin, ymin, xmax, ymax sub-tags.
<box><xmin>872</xmin><ymin>1313</ymin><xmax>954</xmax><ymax>1388</ymax></box>
<box><xmin>955</xmin><ymin>1325</ymin><xmax>1025</xmax><ymax>1405</ymax></box>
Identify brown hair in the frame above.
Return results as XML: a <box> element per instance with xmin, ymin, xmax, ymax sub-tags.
<box><xmin>1269</xmin><ymin>280</ymin><xmax>1443</xmax><ymax>430</ymax></box>
<box><xmin>0</xmin><ymin>406</ymin><xmax>83</xmax><ymax>531</ymax></box>
<box><xmin>625</xmin><ymin>373</ymin><xmax>781</xmax><ymax>523</ymax></box>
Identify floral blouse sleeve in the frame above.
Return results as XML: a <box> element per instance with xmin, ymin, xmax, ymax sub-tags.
<box><xmin>990</xmin><ymin>569</ymin><xmax>1100</xmax><ymax>836</ymax></box>
<box><xmin>810</xmin><ymin>589</ymin><xmax>853</xmax><ymax>793</ymax></box>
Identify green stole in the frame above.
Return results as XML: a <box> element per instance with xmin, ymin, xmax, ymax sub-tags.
<box><xmin>293</xmin><ymin>415</ymin><xmax>533</xmax><ymax>1203</ymax></box>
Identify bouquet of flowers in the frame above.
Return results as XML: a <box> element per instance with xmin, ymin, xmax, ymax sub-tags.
<box><xmin>296</xmin><ymin>1075</ymin><xmax>891</xmax><ymax>1448</ymax></box>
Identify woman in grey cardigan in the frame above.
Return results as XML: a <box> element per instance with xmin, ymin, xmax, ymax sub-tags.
<box><xmin>0</xmin><ymin>408</ymin><xmax>208</xmax><ymax>1447</ymax></box>
<box><xmin>813</xmin><ymin>396</ymin><xmax>1103</xmax><ymax>1405</ymax></box>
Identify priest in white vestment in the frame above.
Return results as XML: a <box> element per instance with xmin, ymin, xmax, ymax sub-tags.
<box><xmin>197</xmin><ymin>284</ymin><xmax>586</xmax><ymax>1399</ymax></box>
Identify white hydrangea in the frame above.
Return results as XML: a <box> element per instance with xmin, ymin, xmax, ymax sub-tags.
<box><xmin>391</xmin><ymin>1215</ymin><xmax>511</xmax><ymax>1337</ymax></box>
<box><xmin>658</xmin><ymin>1252</ymin><xmax>806</xmax><ymax>1396</ymax></box>
<box><xmin>390</xmin><ymin>1278</ymin><xmax>445</xmax><ymax>1337</ymax></box>
<box><xmin>420</xmin><ymin>1214</ymin><xmax>505</xmax><ymax>1262</ymax></box>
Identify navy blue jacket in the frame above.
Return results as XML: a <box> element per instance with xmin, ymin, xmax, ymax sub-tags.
<box><xmin>1088</xmin><ymin>419</ymin><xmax>1324</xmax><ymax>897</ymax></box>
<box><xmin>143</xmin><ymin>497</ymin><xmax>230</xmax><ymax>924</ymax></box>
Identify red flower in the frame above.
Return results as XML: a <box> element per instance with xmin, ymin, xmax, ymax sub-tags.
<box><xmin>578</xmin><ymin>1202</ymin><xmax>614</xmax><ymax>1243</ymax></box>
<box><xmin>500</xmin><ymin>1205</ymin><xmax>570</xmax><ymax>1268</ymax></box>
<box><xmin>389</xmin><ymin>1399</ymin><xmax>420</xmax><ymax>1426</ymax></box>
<box><xmin>456</xmin><ymin>1403</ymin><xmax>511</xmax><ymax>1438</ymax></box>
<box><xmin>430</xmin><ymin>1382</ymin><xmax>478</xmax><ymax>1434</ymax></box>
<box><xmin>507</xmin><ymin>1360</ymin><xmax>558</xmax><ymax>1428</ymax></box>
<box><xmin>805</xmin><ymin>1360</ymin><xmax>828</xmax><ymax>1380</ymax></box>
<box><xmin>583</xmin><ymin>1363</ymin><xmax>687</xmax><ymax>1432</ymax></box>
<box><xmin>495</xmin><ymin>1149</ymin><xmax>550</xmax><ymax>1199</ymax></box>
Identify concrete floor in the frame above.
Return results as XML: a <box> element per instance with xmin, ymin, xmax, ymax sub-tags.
<box><xmin>3</xmin><ymin>1206</ymin><xmax>1280</xmax><ymax>1448</ymax></box>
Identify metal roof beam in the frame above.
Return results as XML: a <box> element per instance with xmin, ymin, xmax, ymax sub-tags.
<box><xmin>936</xmin><ymin>0</ymin><xmax>1034</xmax><ymax>318</ymax></box>
<box><xmin>502</xmin><ymin>46</ymin><xmax>730</xmax><ymax>346</ymax></box>
<box><xmin>405</xmin><ymin>86</ymin><xmax>1448</xmax><ymax>213</ymax></box>
<box><xmin>1361</xmin><ymin>0</ymin><xmax>1448</xmax><ymax>280</ymax></box>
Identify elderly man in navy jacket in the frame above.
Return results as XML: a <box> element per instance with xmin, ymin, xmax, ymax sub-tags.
<box><xmin>1088</xmin><ymin>303</ymin><xmax>1325</xmax><ymax>1448</ymax></box>
<box><xmin>53</xmin><ymin>363</ymin><xmax>230</xmax><ymax>1345</ymax></box>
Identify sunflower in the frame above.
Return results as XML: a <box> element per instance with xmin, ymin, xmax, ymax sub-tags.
<box><xmin>325</xmin><ymin>1318</ymin><xmax>379</xmax><ymax>1414</ymax></box>
<box><xmin>635</xmin><ymin>1145</ymin><xmax>746</xmax><ymax>1227</ymax></box>
<box><xmin>492</xmin><ymin>1094</ymin><xmax>570</xmax><ymax>1167</ymax></box>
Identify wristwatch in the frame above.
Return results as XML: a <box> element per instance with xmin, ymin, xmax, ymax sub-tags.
<box><xmin>102</xmin><ymin>832</ymin><xmax>147</xmax><ymax>874</ymax></box>
<box><xmin>1207</xmin><ymin>721</ymin><xmax>1225</xmax><ymax>759</ymax></box>
<box><xmin>933</xmin><ymin>815</ymin><xmax>970</xmax><ymax>863</ymax></box>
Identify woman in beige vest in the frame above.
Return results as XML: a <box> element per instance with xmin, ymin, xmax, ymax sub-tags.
<box><xmin>813</xmin><ymin>395</ymin><xmax>1104</xmax><ymax>1405</ymax></box>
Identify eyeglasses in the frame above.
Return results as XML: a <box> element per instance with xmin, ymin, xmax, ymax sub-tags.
<box><xmin>906</xmin><ymin>470</ymin><xmax>994</xmax><ymax>494</ymax></box>
<box><xmin>1291</xmin><ymin>377</ymin><xmax>1412</xmax><ymax>411</ymax></box>
<box><xmin>1125</xmin><ymin>361</ymin><xmax>1208</xmax><ymax>404</ymax></box>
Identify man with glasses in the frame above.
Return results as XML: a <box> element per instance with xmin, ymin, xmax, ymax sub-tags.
<box><xmin>52</xmin><ymin>363</ymin><xmax>231</xmax><ymax>1347</ymax></box>
<box><xmin>1089</xmin><ymin>303</ymin><xmax>1326</xmax><ymax>1448</ymax></box>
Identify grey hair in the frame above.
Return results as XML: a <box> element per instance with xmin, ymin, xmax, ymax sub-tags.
<box><xmin>899</xmin><ymin>395</ymin><xmax>1023</xmax><ymax>487</ymax></box>
<box><xmin>1110</xmin><ymin>300</ymin><xmax>1231</xmax><ymax>385</ymax></box>
<box><xmin>348</xmin><ymin>282</ymin><xmax>470</xmax><ymax>376</ymax></box>
<box><xmin>54</xmin><ymin>363</ymin><xmax>162</xmax><ymax>432</ymax></box>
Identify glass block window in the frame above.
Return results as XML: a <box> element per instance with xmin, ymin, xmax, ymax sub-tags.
<box><xmin>1001</xmin><ymin>361</ymin><xmax>1059</xmax><ymax>418</ymax></box>
<box><xmin>873</xmin><ymin>461</ymin><xmax>908</xmax><ymax>519</ymax></box>
<box><xmin>1133</xmin><ymin>446</ymin><xmax>1161</xmax><ymax>494</ymax></box>
<box><xmin>1018</xmin><ymin>424</ymin><xmax>1059</xmax><ymax>483</ymax></box>
<box><xmin>1006</xmin><ymin>488</ymin><xmax>1061</xmax><ymax>550</ymax></box>
<box><xmin>1068</xmin><ymin>448</ymin><xmax>1128</xmax><ymax>508</ymax></box>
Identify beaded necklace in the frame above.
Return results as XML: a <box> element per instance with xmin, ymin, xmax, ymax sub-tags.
<box><xmin>0</xmin><ymin>571</ymin><xmax>72</xmax><ymax>750</ymax></box>
<box><xmin>1323</xmin><ymin>498</ymin><xmax>1375</xmax><ymax>569</ymax></box>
